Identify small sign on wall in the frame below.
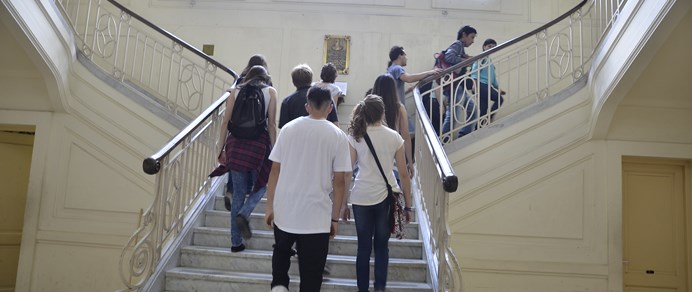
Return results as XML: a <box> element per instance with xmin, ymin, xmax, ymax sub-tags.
<box><xmin>323</xmin><ymin>35</ymin><xmax>350</xmax><ymax>75</ymax></box>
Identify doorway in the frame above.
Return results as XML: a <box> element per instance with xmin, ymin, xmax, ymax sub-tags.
<box><xmin>0</xmin><ymin>127</ymin><xmax>34</xmax><ymax>292</ymax></box>
<box><xmin>622</xmin><ymin>157</ymin><xmax>689</xmax><ymax>292</ymax></box>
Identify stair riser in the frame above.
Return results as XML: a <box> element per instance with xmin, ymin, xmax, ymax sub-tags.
<box><xmin>166</xmin><ymin>275</ymin><xmax>433</xmax><ymax>292</ymax></box>
<box><xmin>192</xmin><ymin>231</ymin><xmax>423</xmax><ymax>259</ymax></box>
<box><xmin>214</xmin><ymin>196</ymin><xmax>417</xmax><ymax>220</ymax></box>
<box><xmin>205</xmin><ymin>212</ymin><xmax>420</xmax><ymax>238</ymax></box>
<box><xmin>180</xmin><ymin>250</ymin><xmax>426</xmax><ymax>282</ymax></box>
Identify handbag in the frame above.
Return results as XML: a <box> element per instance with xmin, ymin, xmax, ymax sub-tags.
<box><xmin>363</xmin><ymin>133</ymin><xmax>407</xmax><ymax>239</ymax></box>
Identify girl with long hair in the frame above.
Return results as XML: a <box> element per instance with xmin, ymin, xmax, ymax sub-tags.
<box><xmin>371</xmin><ymin>74</ymin><xmax>414</xmax><ymax>177</ymax></box>
<box><xmin>216</xmin><ymin>65</ymin><xmax>277</xmax><ymax>252</ymax></box>
<box><xmin>346</xmin><ymin>95</ymin><xmax>412</xmax><ymax>292</ymax></box>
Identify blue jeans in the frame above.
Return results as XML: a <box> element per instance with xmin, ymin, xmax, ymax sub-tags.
<box><xmin>353</xmin><ymin>198</ymin><xmax>391</xmax><ymax>292</ymax></box>
<box><xmin>441</xmin><ymin>90</ymin><xmax>477</xmax><ymax>138</ymax></box>
<box><xmin>230</xmin><ymin>170</ymin><xmax>265</xmax><ymax>247</ymax></box>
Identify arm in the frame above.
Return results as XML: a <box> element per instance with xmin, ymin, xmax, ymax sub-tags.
<box><xmin>399</xmin><ymin>69</ymin><xmax>440</xmax><ymax>83</ymax></box>
<box><xmin>394</xmin><ymin>145</ymin><xmax>412</xmax><ymax>222</ymax></box>
<box><xmin>331</xmin><ymin>170</ymin><xmax>346</xmax><ymax>238</ymax></box>
<box><xmin>444</xmin><ymin>41</ymin><xmax>469</xmax><ymax>65</ymax></box>
<box><xmin>267</xmin><ymin>87</ymin><xmax>278</xmax><ymax>146</ymax></box>
<box><xmin>278</xmin><ymin>98</ymin><xmax>288</xmax><ymax>129</ymax></box>
<box><xmin>397</xmin><ymin>105</ymin><xmax>414</xmax><ymax>177</ymax></box>
<box><xmin>217</xmin><ymin>89</ymin><xmax>237</xmax><ymax>163</ymax></box>
<box><xmin>341</xmin><ymin>145</ymin><xmax>358</xmax><ymax>221</ymax></box>
<box><xmin>264</xmin><ymin>162</ymin><xmax>281</xmax><ymax>228</ymax></box>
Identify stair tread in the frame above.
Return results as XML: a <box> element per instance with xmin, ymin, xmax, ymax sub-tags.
<box><xmin>167</xmin><ymin>267</ymin><xmax>433</xmax><ymax>288</ymax></box>
<box><xmin>194</xmin><ymin>226</ymin><xmax>423</xmax><ymax>245</ymax></box>
<box><xmin>181</xmin><ymin>245</ymin><xmax>427</xmax><ymax>265</ymax></box>
<box><xmin>206</xmin><ymin>209</ymin><xmax>420</xmax><ymax>225</ymax></box>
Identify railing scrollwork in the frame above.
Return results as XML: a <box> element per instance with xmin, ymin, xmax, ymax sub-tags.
<box><xmin>412</xmin><ymin>0</ymin><xmax>628</xmax><ymax>290</ymax></box>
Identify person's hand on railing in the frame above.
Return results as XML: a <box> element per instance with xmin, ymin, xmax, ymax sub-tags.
<box><xmin>407</xmin><ymin>163</ymin><xmax>415</xmax><ymax>178</ymax></box>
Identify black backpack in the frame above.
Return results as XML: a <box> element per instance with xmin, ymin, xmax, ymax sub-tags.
<box><xmin>227</xmin><ymin>84</ymin><xmax>267</xmax><ymax>139</ymax></box>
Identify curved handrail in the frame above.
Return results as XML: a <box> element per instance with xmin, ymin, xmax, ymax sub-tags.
<box><xmin>104</xmin><ymin>0</ymin><xmax>237</xmax><ymax>80</ymax></box>
<box><xmin>419</xmin><ymin>0</ymin><xmax>587</xmax><ymax>86</ymax></box>
<box><xmin>143</xmin><ymin>91</ymin><xmax>230</xmax><ymax>174</ymax></box>
<box><xmin>413</xmin><ymin>88</ymin><xmax>458</xmax><ymax>193</ymax></box>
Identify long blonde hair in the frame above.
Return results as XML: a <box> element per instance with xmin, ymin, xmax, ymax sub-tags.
<box><xmin>348</xmin><ymin>95</ymin><xmax>385</xmax><ymax>142</ymax></box>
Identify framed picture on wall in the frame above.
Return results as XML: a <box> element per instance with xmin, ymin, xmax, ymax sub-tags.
<box><xmin>323</xmin><ymin>35</ymin><xmax>350</xmax><ymax>75</ymax></box>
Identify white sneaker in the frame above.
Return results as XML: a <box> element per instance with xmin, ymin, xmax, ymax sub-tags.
<box><xmin>270</xmin><ymin>285</ymin><xmax>289</xmax><ymax>292</ymax></box>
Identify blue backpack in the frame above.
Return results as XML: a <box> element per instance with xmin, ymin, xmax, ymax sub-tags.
<box><xmin>227</xmin><ymin>84</ymin><xmax>267</xmax><ymax>139</ymax></box>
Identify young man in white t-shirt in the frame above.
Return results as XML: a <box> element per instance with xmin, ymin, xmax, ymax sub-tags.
<box><xmin>265</xmin><ymin>86</ymin><xmax>352</xmax><ymax>292</ymax></box>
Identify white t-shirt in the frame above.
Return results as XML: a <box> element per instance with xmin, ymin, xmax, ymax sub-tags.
<box><xmin>348</xmin><ymin>125</ymin><xmax>404</xmax><ymax>206</ymax></box>
<box><xmin>269</xmin><ymin>116</ymin><xmax>352</xmax><ymax>234</ymax></box>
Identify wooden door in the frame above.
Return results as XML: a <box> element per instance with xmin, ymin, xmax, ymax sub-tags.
<box><xmin>0</xmin><ymin>130</ymin><xmax>33</xmax><ymax>292</ymax></box>
<box><xmin>623</xmin><ymin>158</ymin><xmax>688</xmax><ymax>292</ymax></box>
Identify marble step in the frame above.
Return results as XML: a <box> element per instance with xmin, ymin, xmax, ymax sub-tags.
<box><xmin>192</xmin><ymin>227</ymin><xmax>423</xmax><ymax>260</ymax></box>
<box><xmin>204</xmin><ymin>209</ymin><xmax>420</xmax><ymax>238</ymax></box>
<box><xmin>165</xmin><ymin>267</ymin><xmax>434</xmax><ymax>292</ymax></box>
<box><xmin>180</xmin><ymin>246</ymin><xmax>427</xmax><ymax>282</ymax></box>
<box><xmin>214</xmin><ymin>195</ymin><xmax>417</xmax><ymax>219</ymax></box>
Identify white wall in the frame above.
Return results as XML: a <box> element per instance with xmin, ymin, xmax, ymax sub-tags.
<box><xmin>124</xmin><ymin>0</ymin><xmax>580</xmax><ymax>125</ymax></box>
<box><xmin>1</xmin><ymin>1</ymin><xmax>180</xmax><ymax>290</ymax></box>
<box><xmin>447</xmin><ymin>3</ymin><xmax>692</xmax><ymax>291</ymax></box>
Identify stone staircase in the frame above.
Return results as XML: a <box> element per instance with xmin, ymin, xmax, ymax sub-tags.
<box><xmin>164</xmin><ymin>195</ymin><xmax>433</xmax><ymax>291</ymax></box>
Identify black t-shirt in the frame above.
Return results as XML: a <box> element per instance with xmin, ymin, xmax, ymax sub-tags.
<box><xmin>279</xmin><ymin>86</ymin><xmax>338</xmax><ymax>128</ymax></box>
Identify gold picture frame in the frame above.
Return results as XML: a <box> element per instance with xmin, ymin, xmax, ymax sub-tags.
<box><xmin>323</xmin><ymin>35</ymin><xmax>350</xmax><ymax>75</ymax></box>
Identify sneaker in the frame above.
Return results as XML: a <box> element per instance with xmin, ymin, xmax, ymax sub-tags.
<box><xmin>270</xmin><ymin>285</ymin><xmax>289</xmax><ymax>292</ymax></box>
<box><xmin>231</xmin><ymin>243</ymin><xmax>245</xmax><ymax>253</ymax></box>
<box><xmin>236</xmin><ymin>215</ymin><xmax>252</xmax><ymax>239</ymax></box>
<box><xmin>223</xmin><ymin>196</ymin><xmax>232</xmax><ymax>211</ymax></box>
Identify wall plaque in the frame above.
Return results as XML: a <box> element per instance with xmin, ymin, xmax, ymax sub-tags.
<box><xmin>323</xmin><ymin>35</ymin><xmax>350</xmax><ymax>75</ymax></box>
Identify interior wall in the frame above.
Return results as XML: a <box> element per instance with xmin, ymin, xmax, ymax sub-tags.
<box><xmin>2</xmin><ymin>1</ymin><xmax>182</xmax><ymax>290</ymax></box>
<box><xmin>447</xmin><ymin>4</ymin><xmax>692</xmax><ymax>292</ymax></box>
<box><xmin>124</xmin><ymin>0</ymin><xmax>581</xmax><ymax>125</ymax></box>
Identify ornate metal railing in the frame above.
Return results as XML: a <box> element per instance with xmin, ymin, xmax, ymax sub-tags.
<box><xmin>55</xmin><ymin>0</ymin><xmax>235</xmax><ymax>119</ymax></box>
<box><xmin>117</xmin><ymin>92</ymin><xmax>230</xmax><ymax>290</ymax></box>
<box><xmin>53</xmin><ymin>0</ymin><xmax>238</xmax><ymax>290</ymax></box>
<box><xmin>412</xmin><ymin>95</ymin><xmax>460</xmax><ymax>291</ymax></box>
<box><xmin>418</xmin><ymin>0</ymin><xmax>627</xmax><ymax>144</ymax></box>
<box><xmin>412</xmin><ymin>0</ymin><xmax>627</xmax><ymax>290</ymax></box>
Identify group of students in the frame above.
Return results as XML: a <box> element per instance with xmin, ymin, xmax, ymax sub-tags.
<box><xmin>213</xmin><ymin>54</ymin><xmax>413</xmax><ymax>292</ymax></box>
<box><xmin>212</xmin><ymin>24</ymin><xmax>504</xmax><ymax>292</ymax></box>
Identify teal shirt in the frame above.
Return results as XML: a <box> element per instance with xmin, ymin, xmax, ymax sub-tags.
<box><xmin>470</xmin><ymin>57</ymin><xmax>498</xmax><ymax>88</ymax></box>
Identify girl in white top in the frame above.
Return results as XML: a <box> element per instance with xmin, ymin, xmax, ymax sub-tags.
<box><xmin>345</xmin><ymin>95</ymin><xmax>411</xmax><ymax>292</ymax></box>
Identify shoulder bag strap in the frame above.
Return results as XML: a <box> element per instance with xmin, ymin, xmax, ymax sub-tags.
<box><xmin>363</xmin><ymin>133</ymin><xmax>393</xmax><ymax>194</ymax></box>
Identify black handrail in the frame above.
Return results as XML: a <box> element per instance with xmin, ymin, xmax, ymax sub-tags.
<box><xmin>412</xmin><ymin>0</ymin><xmax>587</xmax><ymax>192</ymax></box>
<box><xmin>143</xmin><ymin>92</ymin><xmax>230</xmax><ymax>174</ymax></box>
<box><xmin>104</xmin><ymin>0</ymin><xmax>239</xmax><ymax>174</ymax></box>
<box><xmin>105</xmin><ymin>0</ymin><xmax>238</xmax><ymax>79</ymax></box>
<box><xmin>419</xmin><ymin>0</ymin><xmax>587</xmax><ymax>85</ymax></box>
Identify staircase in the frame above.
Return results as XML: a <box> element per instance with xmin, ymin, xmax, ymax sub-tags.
<box><xmin>164</xmin><ymin>194</ymin><xmax>433</xmax><ymax>291</ymax></box>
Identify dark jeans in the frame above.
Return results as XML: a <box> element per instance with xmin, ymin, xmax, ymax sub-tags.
<box><xmin>477</xmin><ymin>82</ymin><xmax>504</xmax><ymax>120</ymax></box>
<box><xmin>229</xmin><ymin>170</ymin><xmax>265</xmax><ymax>247</ymax></box>
<box><xmin>271</xmin><ymin>226</ymin><xmax>330</xmax><ymax>292</ymax></box>
<box><xmin>352</xmin><ymin>198</ymin><xmax>391</xmax><ymax>292</ymax></box>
